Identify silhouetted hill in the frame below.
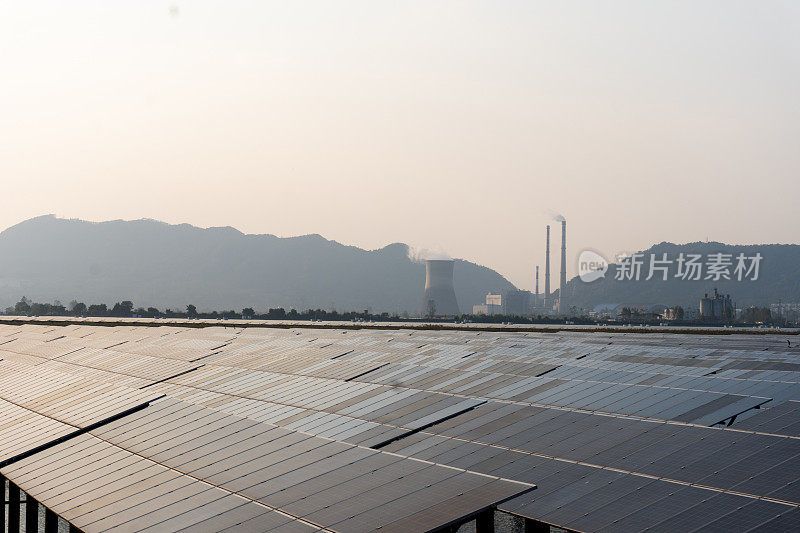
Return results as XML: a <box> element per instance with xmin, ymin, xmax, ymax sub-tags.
<box><xmin>561</xmin><ymin>241</ymin><xmax>800</xmax><ymax>311</ymax></box>
<box><xmin>0</xmin><ymin>215</ymin><xmax>516</xmax><ymax>313</ymax></box>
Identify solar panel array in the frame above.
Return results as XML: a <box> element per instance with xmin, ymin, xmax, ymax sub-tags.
<box><xmin>1</xmin><ymin>321</ymin><xmax>799</xmax><ymax>532</ymax></box>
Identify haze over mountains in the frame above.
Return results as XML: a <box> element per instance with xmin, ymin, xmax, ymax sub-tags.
<box><xmin>1</xmin><ymin>216</ymin><xmax>798</xmax><ymax>315</ymax></box>
<box><xmin>563</xmin><ymin>241</ymin><xmax>800</xmax><ymax>310</ymax></box>
<box><xmin>0</xmin><ymin>216</ymin><xmax>516</xmax><ymax>313</ymax></box>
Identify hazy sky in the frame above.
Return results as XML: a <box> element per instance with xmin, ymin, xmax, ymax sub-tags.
<box><xmin>1</xmin><ymin>1</ymin><xmax>798</xmax><ymax>289</ymax></box>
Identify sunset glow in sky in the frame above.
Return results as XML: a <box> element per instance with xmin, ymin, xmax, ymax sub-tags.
<box><xmin>1</xmin><ymin>1</ymin><xmax>798</xmax><ymax>288</ymax></box>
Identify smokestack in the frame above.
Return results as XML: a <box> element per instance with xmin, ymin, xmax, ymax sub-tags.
<box><xmin>560</xmin><ymin>219</ymin><xmax>567</xmax><ymax>314</ymax></box>
<box><xmin>535</xmin><ymin>265</ymin><xmax>540</xmax><ymax>308</ymax></box>
<box><xmin>544</xmin><ymin>225</ymin><xmax>550</xmax><ymax>310</ymax></box>
<box><xmin>419</xmin><ymin>259</ymin><xmax>459</xmax><ymax>317</ymax></box>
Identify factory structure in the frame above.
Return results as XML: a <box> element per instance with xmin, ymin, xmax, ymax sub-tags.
<box><xmin>543</xmin><ymin>225</ymin><xmax>551</xmax><ymax>310</ymax></box>
<box><xmin>472</xmin><ymin>289</ymin><xmax>533</xmax><ymax>316</ymax></box>
<box><xmin>422</xmin><ymin>217</ymin><xmax>572</xmax><ymax>317</ymax></box>
<box><xmin>558</xmin><ymin>218</ymin><xmax>567</xmax><ymax>313</ymax></box>
<box><xmin>415</xmin><ymin>220</ymin><xmax>771</xmax><ymax>325</ymax></box>
<box><xmin>700</xmin><ymin>288</ymin><xmax>734</xmax><ymax>321</ymax></box>
<box><xmin>533</xmin><ymin>218</ymin><xmax>569</xmax><ymax>315</ymax></box>
<box><xmin>418</xmin><ymin>259</ymin><xmax>460</xmax><ymax>317</ymax></box>
<box><xmin>530</xmin><ymin>218</ymin><xmax>570</xmax><ymax>315</ymax></box>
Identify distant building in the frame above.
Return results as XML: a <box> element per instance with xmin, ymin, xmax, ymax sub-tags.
<box><xmin>770</xmin><ymin>302</ymin><xmax>800</xmax><ymax>325</ymax></box>
<box><xmin>486</xmin><ymin>293</ymin><xmax>502</xmax><ymax>307</ymax></box>
<box><xmin>472</xmin><ymin>290</ymin><xmax>532</xmax><ymax>316</ymax></box>
<box><xmin>419</xmin><ymin>260</ymin><xmax>459</xmax><ymax>316</ymax></box>
<box><xmin>663</xmin><ymin>306</ymin><xmax>699</xmax><ymax>321</ymax></box>
<box><xmin>700</xmin><ymin>289</ymin><xmax>734</xmax><ymax>321</ymax></box>
<box><xmin>503</xmin><ymin>290</ymin><xmax>533</xmax><ymax>315</ymax></box>
<box><xmin>473</xmin><ymin>293</ymin><xmax>502</xmax><ymax>315</ymax></box>
<box><xmin>472</xmin><ymin>304</ymin><xmax>489</xmax><ymax>315</ymax></box>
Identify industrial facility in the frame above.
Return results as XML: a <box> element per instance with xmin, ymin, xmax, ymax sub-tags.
<box><xmin>461</xmin><ymin>217</ymin><xmax>571</xmax><ymax>318</ymax></box>
<box><xmin>558</xmin><ymin>218</ymin><xmax>567</xmax><ymax>313</ymax></box>
<box><xmin>543</xmin><ymin>225</ymin><xmax>551</xmax><ymax>311</ymax></box>
<box><xmin>700</xmin><ymin>288</ymin><xmax>735</xmax><ymax>321</ymax></box>
<box><xmin>531</xmin><ymin>218</ymin><xmax>569</xmax><ymax>315</ymax></box>
<box><xmin>472</xmin><ymin>290</ymin><xmax>533</xmax><ymax>316</ymax></box>
<box><xmin>1</xmin><ymin>319</ymin><xmax>800</xmax><ymax>532</ymax></box>
<box><xmin>533</xmin><ymin>219</ymin><xmax>570</xmax><ymax>315</ymax></box>
<box><xmin>418</xmin><ymin>259</ymin><xmax>460</xmax><ymax>316</ymax></box>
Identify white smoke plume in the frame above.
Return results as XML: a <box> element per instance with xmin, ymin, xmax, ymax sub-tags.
<box><xmin>407</xmin><ymin>246</ymin><xmax>452</xmax><ymax>263</ymax></box>
<box><xmin>545</xmin><ymin>209</ymin><xmax>566</xmax><ymax>222</ymax></box>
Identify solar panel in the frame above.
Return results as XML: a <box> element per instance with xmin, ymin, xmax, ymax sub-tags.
<box><xmin>2</xmin><ymin>321</ymin><xmax>800</xmax><ymax>532</ymax></box>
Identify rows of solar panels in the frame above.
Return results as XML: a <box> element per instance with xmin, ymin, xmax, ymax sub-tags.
<box><xmin>1</xmin><ymin>322</ymin><xmax>799</xmax><ymax>532</ymax></box>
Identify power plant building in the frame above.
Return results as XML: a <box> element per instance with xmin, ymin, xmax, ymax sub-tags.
<box><xmin>544</xmin><ymin>225</ymin><xmax>551</xmax><ymax>310</ymax></box>
<box><xmin>539</xmin><ymin>218</ymin><xmax>569</xmax><ymax>314</ymax></box>
<box><xmin>473</xmin><ymin>293</ymin><xmax>502</xmax><ymax>315</ymax></box>
<box><xmin>700</xmin><ymin>288</ymin><xmax>734</xmax><ymax>321</ymax></box>
<box><xmin>504</xmin><ymin>289</ymin><xmax>533</xmax><ymax>315</ymax></box>
<box><xmin>419</xmin><ymin>259</ymin><xmax>460</xmax><ymax>316</ymax></box>
<box><xmin>472</xmin><ymin>290</ymin><xmax>532</xmax><ymax>316</ymax></box>
<box><xmin>558</xmin><ymin>218</ymin><xmax>567</xmax><ymax>314</ymax></box>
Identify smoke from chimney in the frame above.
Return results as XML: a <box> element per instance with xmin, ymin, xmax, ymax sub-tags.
<box><xmin>407</xmin><ymin>246</ymin><xmax>452</xmax><ymax>262</ymax></box>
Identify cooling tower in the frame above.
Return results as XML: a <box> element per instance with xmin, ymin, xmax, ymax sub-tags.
<box><xmin>559</xmin><ymin>219</ymin><xmax>567</xmax><ymax>314</ymax></box>
<box><xmin>419</xmin><ymin>259</ymin><xmax>460</xmax><ymax>316</ymax></box>
<box><xmin>544</xmin><ymin>225</ymin><xmax>550</xmax><ymax>309</ymax></box>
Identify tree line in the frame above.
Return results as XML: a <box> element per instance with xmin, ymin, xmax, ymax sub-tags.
<box><xmin>4</xmin><ymin>297</ymin><xmax>403</xmax><ymax>321</ymax></box>
<box><xmin>4</xmin><ymin>297</ymin><xmax>578</xmax><ymax>324</ymax></box>
<box><xmin>3</xmin><ymin>297</ymin><xmax>789</xmax><ymax>326</ymax></box>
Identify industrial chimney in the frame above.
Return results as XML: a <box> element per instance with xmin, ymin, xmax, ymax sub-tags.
<box><xmin>419</xmin><ymin>259</ymin><xmax>459</xmax><ymax>317</ymax></box>
<box><xmin>559</xmin><ymin>218</ymin><xmax>567</xmax><ymax>314</ymax></box>
<box><xmin>535</xmin><ymin>265</ymin><xmax>540</xmax><ymax>308</ymax></box>
<box><xmin>544</xmin><ymin>225</ymin><xmax>550</xmax><ymax>310</ymax></box>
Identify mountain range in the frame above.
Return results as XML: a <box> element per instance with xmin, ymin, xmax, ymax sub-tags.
<box><xmin>561</xmin><ymin>241</ymin><xmax>800</xmax><ymax>311</ymax></box>
<box><xmin>2</xmin><ymin>216</ymin><xmax>797</xmax><ymax>315</ymax></box>
<box><xmin>0</xmin><ymin>215</ymin><xmax>516</xmax><ymax>313</ymax></box>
